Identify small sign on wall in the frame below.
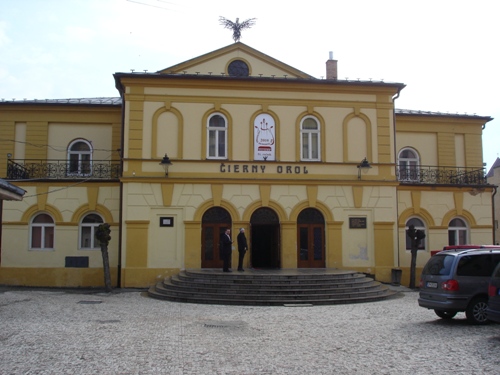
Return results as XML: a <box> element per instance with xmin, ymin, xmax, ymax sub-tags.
<box><xmin>159</xmin><ymin>217</ymin><xmax>174</xmax><ymax>227</ymax></box>
<box><xmin>349</xmin><ymin>217</ymin><xmax>367</xmax><ymax>229</ymax></box>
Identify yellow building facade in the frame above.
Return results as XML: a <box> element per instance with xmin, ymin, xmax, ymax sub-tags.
<box><xmin>0</xmin><ymin>43</ymin><xmax>494</xmax><ymax>288</ymax></box>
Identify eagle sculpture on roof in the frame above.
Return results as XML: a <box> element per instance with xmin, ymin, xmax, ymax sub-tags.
<box><xmin>219</xmin><ymin>17</ymin><xmax>256</xmax><ymax>43</ymax></box>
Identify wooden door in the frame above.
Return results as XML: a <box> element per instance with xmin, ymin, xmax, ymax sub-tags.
<box><xmin>201</xmin><ymin>224</ymin><xmax>227</xmax><ymax>268</ymax></box>
<box><xmin>297</xmin><ymin>224</ymin><xmax>325</xmax><ymax>268</ymax></box>
<box><xmin>201</xmin><ymin>207</ymin><xmax>231</xmax><ymax>268</ymax></box>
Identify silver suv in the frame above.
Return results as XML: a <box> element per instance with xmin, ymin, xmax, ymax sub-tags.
<box><xmin>418</xmin><ymin>248</ymin><xmax>500</xmax><ymax>324</ymax></box>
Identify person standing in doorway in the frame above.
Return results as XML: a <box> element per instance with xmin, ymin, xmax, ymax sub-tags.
<box><xmin>237</xmin><ymin>228</ymin><xmax>248</xmax><ymax>271</ymax></box>
<box><xmin>221</xmin><ymin>228</ymin><xmax>233</xmax><ymax>272</ymax></box>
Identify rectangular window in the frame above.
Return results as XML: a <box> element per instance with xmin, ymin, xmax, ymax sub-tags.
<box><xmin>301</xmin><ymin>131</ymin><xmax>320</xmax><ymax>161</ymax></box>
<box><xmin>80</xmin><ymin>227</ymin><xmax>100</xmax><ymax>249</ymax></box>
<box><xmin>311</xmin><ymin>133</ymin><xmax>319</xmax><ymax>159</ymax></box>
<box><xmin>69</xmin><ymin>153</ymin><xmax>80</xmax><ymax>174</ymax></box>
<box><xmin>208</xmin><ymin>130</ymin><xmax>216</xmax><ymax>157</ymax></box>
<box><xmin>31</xmin><ymin>227</ymin><xmax>42</xmax><ymax>248</ymax></box>
<box><xmin>45</xmin><ymin>227</ymin><xmax>54</xmax><ymax>248</ymax></box>
<box><xmin>302</xmin><ymin>133</ymin><xmax>309</xmax><ymax>159</ymax></box>
<box><xmin>217</xmin><ymin>130</ymin><xmax>226</xmax><ymax>158</ymax></box>
<box><xmin>208</xmin><ymin>129</ymin><xmax>226</xmax><ymax>158</ymax></box>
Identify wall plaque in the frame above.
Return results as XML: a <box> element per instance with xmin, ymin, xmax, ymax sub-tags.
<box><xmin>349</xmin><ymin>217</ymin><xmax>367</xmax><ymax>229</ymax></box>
<box><xmin>159</xmin><ymin>217</ymin><xmax>174</xmax><ymax>227</ymax></box>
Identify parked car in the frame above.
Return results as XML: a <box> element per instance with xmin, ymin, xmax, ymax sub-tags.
<box><xmin>418</xmin><ymin>248</ymin><xmax>500</xmax><ymax>324</ymax></box>
<box><xmin>487</xmin><ymin>262</ymin><xmax>500</xmax><ymax>323</ymax></box>
<box><xmin>430</xmin><ymin>244</ymin><xmax>500</xmax><ymax>256</ymax></box>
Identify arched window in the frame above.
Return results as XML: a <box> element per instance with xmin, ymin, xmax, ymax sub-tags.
<box><xmin>31</xmin><ymin>213</ymin><xmax>54</xmax><ymax>250</ymax></box>
<box><xmin>405</xmin><ymin>217</ymin><xmax>426</xmax><ymax>250</ymax></box>
<box><xmin>80</xmin><ymin>213</ymin><xmax>104</xmax><ymax>249</ymax></box>
<box><xmin>207</xmin><ymin>114</ymin><xmax>227</xmax><ymax>159</ymax></box>
<box><xmin>398</xmin><ymin>147</ymin><xmax>420</xmax><ymax>182</ymax></box>
<box><xmin>68</xmin><ymin>139</ymin><xmax>92</xmax><ymax>176</ymax></box>
<box><xmin>300</xmin><ymin>116</ymin><xmax>320</xmax><ymax>161</ymax></box>
<box><xmin>448</xmin><ymin>218</ymin><xmax>468</xmax><ymax>245</ymax></box>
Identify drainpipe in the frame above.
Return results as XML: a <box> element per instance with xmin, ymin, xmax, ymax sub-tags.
<box><xmin>493</xmin><ymin>185</ymin><xmax>498</xmax><ymax>244</ymax></box>
<box><xmin>0</xmin><ymin>199</ymin><xmax>3</xmax><ymax>264</ymax></box>
<box><xmin>392</xmin><ymin>88</ymin><xmax>402</xmax><ymax>268</ymax></box>
<box><xmin>117</xmin><ymin>85</ymin><xmax>125</xmax><ymax>288</ymax></box>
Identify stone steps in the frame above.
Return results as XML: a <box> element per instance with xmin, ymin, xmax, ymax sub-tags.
<box><xmin>148</xmin><ymin>269</ymin><xmax>397</xmax><ymax>306</ymax></box>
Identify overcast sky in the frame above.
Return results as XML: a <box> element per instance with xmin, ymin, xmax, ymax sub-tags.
<box><xmin>1</xmin><ymin>0</ymin><xmax>498</xmax><ymax>170</ymax></box>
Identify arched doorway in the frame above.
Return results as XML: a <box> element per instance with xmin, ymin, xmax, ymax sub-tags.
<box><xmin>250</xmin><ymin>208</ymin><xmax>280</xmax><ymax>268</ymax></box>
<box><xmin>201</xmin><ymin>207</ymin><xmax>232</xmax><ymax>268</ymax></box>
<box><xmin>297</xmin><ymin>208</ymin><xmax>325</xmax><ymax>268</ymax></box>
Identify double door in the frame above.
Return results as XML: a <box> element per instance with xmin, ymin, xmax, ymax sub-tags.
<box><xmin>297</xmin><ymin>224</ymin><xmax>325</xmax><ymax>268</ymax></box>
<box><xmin>201</xmin><ymin>224</ymin><xmax>227</xmax><ymax>268</ymax></box>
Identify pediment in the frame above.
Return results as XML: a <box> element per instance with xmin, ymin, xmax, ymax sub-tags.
<box><xmin>157</xmin><ymin>42</ymin><xmax>314</xmax><ymax>79</ymax></box>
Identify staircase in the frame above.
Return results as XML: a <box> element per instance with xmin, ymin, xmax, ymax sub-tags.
<box><xmin>148</xmin><ymin>269</ymin><xmax>397</xmax><ymax>306</ymax></box>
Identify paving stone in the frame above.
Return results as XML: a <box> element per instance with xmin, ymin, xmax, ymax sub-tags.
<box><xmin>0</xmin><ymin>288</ymin><xmax>499</xmax><ymax>374</ymax></box>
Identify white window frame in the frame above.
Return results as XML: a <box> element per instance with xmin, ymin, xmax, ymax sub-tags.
<box><xmin>30</xmin><ymin>213</ymin><xmax>55</xmax><ymax>250</ymax></box>
<box><xmin>300</xmin><ymin>116</ymin><xmax>321</xmax><ymax>161</ymax></box>
<box><xmin>67</xmin><ymin>139</ymin><xmax>93</xmax><ymax>176</ymax></box>
<box><xmin>206</xmin><ymin>113</ymin><xmax>227</xmax><ymax>159</ymax></box>
<box><xmin>405</xmin><ymin>217</ymin><xmax>426</xmax><ymax>250</ymax></box>
<box><xmin>79</xmin><ymin>213</ymin><xmax>104</xmax><ymax>250</ymax></box>
<box><xmin>448</xmin><ymin>218</ymin><xmax>468</xmax><ymax>245</ymax></box>
<box><xmin>398</xmin><ymin>147</ymin><xmax>420</xmax><ymax>182</ymax></box>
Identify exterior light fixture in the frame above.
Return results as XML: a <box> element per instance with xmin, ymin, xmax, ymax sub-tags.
<box><xmin>159</xmin><ymin>154</ymin><xmax>172</xmax><ymax>176</ymax></box>
<box><xmin>357</xmin><ymin>158</ymin><xmax>371</xmax><ymax>179</ymax></box>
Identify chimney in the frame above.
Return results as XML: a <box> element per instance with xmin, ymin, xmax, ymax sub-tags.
<box><xmin>326</xmin><ymin>51</ymin><xmax>338</xmax><ymax>80</ymax></box>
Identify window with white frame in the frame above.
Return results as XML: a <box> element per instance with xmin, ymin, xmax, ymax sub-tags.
<box><xmin>448</xmin><ymin>218</ymin><xmax>468</xmax><ymax>245</ymax></box>
<box><xmin>80</xmin><ymin>213</ymin><xmax>104</xmax><ymax>249</ymax></box>
<box><xmin>405</xmin><ymin>217</ymin><xmax>426</xmax><ymax>250</ymax></box>
<box><xmin>398</xmin><ymin>148</ymin><xmax>420</xmax><ymax>181</ymax></box>
<box><xmin>30</xmin><ymin>213</ymin><xmax>54</xmax><ymax>250</ymax></box>
<box><xmin>300</xmin><ymin>116</ymin><xmax>320</xmax><ymax>161</ymax></box>
<box><xmin>68</xmin><ymin>139</ymin><xmax>92</xmax><ymax>175</ymax></box>
<box><xmin>207</xmin><ymin>114</ymin><xmax>227</xmax><ymax>159</ymax></box>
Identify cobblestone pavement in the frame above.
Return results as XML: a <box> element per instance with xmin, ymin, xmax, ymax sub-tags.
<box><xmin>1</xmin><ymin>286</ymin><xmax>499</xmax><ymax>375</ymax></box>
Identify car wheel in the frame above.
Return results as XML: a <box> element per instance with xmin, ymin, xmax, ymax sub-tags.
<box><xmin>466</xmin><ymin>297</ymin><xmax>489</xmax><ymax>325</ymax></box>
<box><xmin>434</xmin><ymin>310</ymin><xmax>457</xmax><ymax>319</ymax></box>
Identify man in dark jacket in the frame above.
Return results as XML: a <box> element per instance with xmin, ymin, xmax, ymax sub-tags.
<box><xmin>221</xmin><ymin>228</ymin><xmax>233</xmax><ymax>272</ymax></box>
<box><xmin>237</xmin><ymin>228</ymin><xmax>248</xmax><ymax>271</ymax></box>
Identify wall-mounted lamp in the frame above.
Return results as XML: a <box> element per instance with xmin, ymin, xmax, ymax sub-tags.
<box><xmin>159</xmin><ymin>154</ymin><xmax>172</xmax><ymax>176</ymax></box>
<box><xmin>357</xmin><ymin>158</ymin><xmax>371</xmax><ymax>179</ymax></box>
<box><xmin>7</xmin><ymin>153</ymin><xmax>12</xmax><ymax>159</ymax></box>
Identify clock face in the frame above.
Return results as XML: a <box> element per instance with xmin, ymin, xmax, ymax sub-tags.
<box><xmin>228</xmin><ymin>60</ymin><xmax>249</xmax><ymax>77</ymax></box>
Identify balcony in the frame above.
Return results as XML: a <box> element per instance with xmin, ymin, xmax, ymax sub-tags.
<box><xmin>6</xmin><ymin>159</ymin><xmax>121</xmax><ymax>180</ymax></box>
<box><xmin>396</xmin><ymin>165</ymin><xmax>487</xmax><ymax>186</ymax></box>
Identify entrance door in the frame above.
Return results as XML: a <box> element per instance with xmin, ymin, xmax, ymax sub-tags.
<box><xmin>250</xmin><ymin>208</ymin><xmax>280</xmax><ymax>268</ymax></box>
<box><xmin>201</xmin><ymin>207</ymin><xmax>231</xmax><ymax>268</ymax></box>
<box><xmin>297</xmin><ymin>208</ymin><xmax>325</xmax><ymax>268</ymax></box>
<box><xmin>251</xmin><ymin>224</ymin><xmax>280</xmax><ymax>268</ymax></box>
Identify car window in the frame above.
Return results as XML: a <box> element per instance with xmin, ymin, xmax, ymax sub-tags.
<box><xmin>494</xmin><ymin>263</ymin><xmax>500</xmax><ymax>278</ymax></box>
<box><xmin>422</xmin><ymin>255</ymin><xmax>454</xmax><ymax>276</ymax></box>
<box><xmin>492</xmin><ymin>255</ymin><xmax>500</xmax><ymax>277</ymax></box>
<box><xmin>456</xmin><ymin>254</ymin><xmax>492</xmax><ymax>277</ymax></box>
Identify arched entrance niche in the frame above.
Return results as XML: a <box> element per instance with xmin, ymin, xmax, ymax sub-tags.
<box><xmin>201</xmin><ymin>207</ymin><xmax>232</xmax><ymax>268</ymax></box>
<box><xmin>250</xmin><ymin>207</ymin><xmax>280</xmax><ymax>268</ymax></box>
<box><xmin>297</xmin><ymin>208</ymin><xmax>325</xmax><ymax>268</ymax></box>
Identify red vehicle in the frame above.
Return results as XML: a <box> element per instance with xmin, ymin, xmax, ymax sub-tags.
<box><xmin>430</xmin><ymin>245</ymin><xmax>500</xmax><ymax>256</ymax></box>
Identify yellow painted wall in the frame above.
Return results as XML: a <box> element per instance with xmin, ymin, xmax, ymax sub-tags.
<box><xmin>397</xmin><ymin>187</ymin><xmax>493</xmax><ymax>270</ymax></box>
<box><xmin>48</xmin><ymin>123</ymin><xmax>113</xmax><ymax>161</ymax></box>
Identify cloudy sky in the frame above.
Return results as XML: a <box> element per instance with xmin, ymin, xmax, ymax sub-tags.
<box><xmin>1</xmin><ymin>0</ymin><xmax>499</xmax><ymax>169</ymax></box>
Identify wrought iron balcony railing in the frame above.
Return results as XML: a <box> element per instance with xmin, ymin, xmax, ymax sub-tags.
<box><xmin>6</xmin><ymin>159</ymin><xmax>121</xmax><ymax>180</ymax></box>
<box><xmin>396</xmin><ymin>165</ymin><xmax>487</xmax><ymax>186</ymax></box>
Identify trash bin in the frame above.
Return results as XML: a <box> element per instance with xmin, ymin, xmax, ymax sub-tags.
<box><xmin>391</xmin><ymin>268</ymin><xmax>402</xmax><ymax>286</ymax></box>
